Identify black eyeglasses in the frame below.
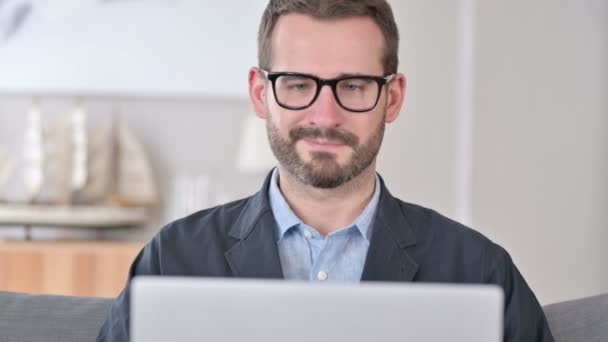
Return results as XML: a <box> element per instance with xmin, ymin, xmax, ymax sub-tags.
<box><xmin>261</xmin><ymin>69</ymin><xmax>395</xmax><ymax>113</ymax></box>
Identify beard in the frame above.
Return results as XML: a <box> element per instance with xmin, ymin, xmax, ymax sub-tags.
<box><xmin>266</xmin><ymin>111</ymin><xmax>385</xmax><ymax>189</ymax></box>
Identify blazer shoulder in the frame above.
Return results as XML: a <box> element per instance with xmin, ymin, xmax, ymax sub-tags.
<box><xmin>398</xmin><ymin>200</ymin><xmax>485</xmax><ymax>235</ymax></box>
<box><xmin>396</xmin><ymin>199</ymin><xmax>498</xmax><ymax>255</ymax></box>
<box><xmin>157</xmin><ymin>195</ymin><xmax>254</xmax><ymax>242</ymax></box>
<box><xmin>133</xmin><ymin>196</ymin><xmax>261</xmax><ymax>276</ymax></box>
<box><xmin>392</xmin><ymin>199</ymin><xmax>513</xmax><ymax>283</ymax></box>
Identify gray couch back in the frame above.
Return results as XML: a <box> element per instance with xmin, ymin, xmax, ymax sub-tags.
<box><xmin>0</xmin><ymin>290</ymin><xmax>606</xmax><ymax>342</ymax></box>
<box><xmin>0</xmin><ymin>291</ymin><xmax>112</xmax><ymax>342</ymax></box>
<box><xmin>543</xmin><ymin>293</ymin><xmax>608</xmax><ymax>342</ymax></box>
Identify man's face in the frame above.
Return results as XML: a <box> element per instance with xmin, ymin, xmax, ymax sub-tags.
<box><xmin>260</xmin><ymin>14</ymin><xmax>395</xmax><ymax>188</ymax></box>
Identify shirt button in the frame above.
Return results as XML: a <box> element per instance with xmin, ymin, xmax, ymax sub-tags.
<box><xmin>303</xmin><ymin>230</ymin><xmax>313</xmax><ymax>239</ymax></box>
<box><xmin>317</xmin><ymin>271</ymin><xmax>328</xmax><ymax>281</ymax></box>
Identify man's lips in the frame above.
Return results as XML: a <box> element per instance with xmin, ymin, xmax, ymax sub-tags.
<box><xmin>302</xmin><ymin>138</ymin><xmax>346</xmax><ymax>150</ymax></box>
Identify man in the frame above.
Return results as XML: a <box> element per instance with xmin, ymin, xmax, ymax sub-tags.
<box><xmin>97</xmin><ymin>1</ymin><xmax>554</xmax><ymax>341</ymax></box>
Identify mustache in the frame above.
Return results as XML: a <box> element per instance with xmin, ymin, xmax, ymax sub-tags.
<box><xmin>289</xmin><ymin>126</ymin><xmax>359</xmax><ymax>147</ymax></box>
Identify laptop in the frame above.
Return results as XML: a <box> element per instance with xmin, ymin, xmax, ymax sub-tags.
<box><xmin>131</xmin><ymin>276</ymin><xmax>503</xmax><ymax>342</ymax></box>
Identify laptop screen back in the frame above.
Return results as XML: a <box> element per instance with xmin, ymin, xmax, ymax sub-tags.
<box><xmin>131</xmin><ymin>277</ymin><xmax>503</xmax><ymax>342</ymax></box>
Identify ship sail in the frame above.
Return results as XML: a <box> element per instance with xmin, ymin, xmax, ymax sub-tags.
<box><xmin>36</xmin><ymin>112</ymin><xmax>73</xmax><ymax>205</ymax></box>
<box><xmin>72</xmin><ymin>118</ymin><xmax>112</xmax><ymax>205</ymax></box>
<box><xmin>108</xmin><ymin>116</ymin><xmax>158</xmax><ymax>207</ymax></box>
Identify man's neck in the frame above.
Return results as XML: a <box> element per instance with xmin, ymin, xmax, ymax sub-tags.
<box><xmin>276</xmin><ymin>163</ymin><xmax>377</xmax><ymax>236</ymax></box>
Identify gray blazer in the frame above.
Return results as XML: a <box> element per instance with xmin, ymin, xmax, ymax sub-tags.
<box><xmin>97</xmin><ymin>172</ymin><xmax>554</xmax><ymax>342</ymax></box>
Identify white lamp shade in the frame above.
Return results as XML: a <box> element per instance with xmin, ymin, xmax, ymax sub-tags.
<box><xmin>235</xmin><ymin>116</ymin><xmax>277</xmax><ymax>173</ymax></box>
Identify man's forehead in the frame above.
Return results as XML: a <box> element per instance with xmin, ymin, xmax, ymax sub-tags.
<box><xmin>269</xmin><ymin>13</ymin><xmax>385</xmax><ymax>75</ymax></box>
<box><xmin>271</xmin><ymin>13</ymin><xmax>384</xmax><ymax>45</ymax></box>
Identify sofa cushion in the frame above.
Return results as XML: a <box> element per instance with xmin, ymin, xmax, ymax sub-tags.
<box><xmin>543</xmin><ymin>293</ymin><xmax>608</xmax><ymax>342</ymax></box>
<box><xmin>0</xmin><ymin>291</ymin><xmax>113</xmax><ymax>342</ymax></box>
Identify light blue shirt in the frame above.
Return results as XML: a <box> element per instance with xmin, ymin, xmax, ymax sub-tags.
<box><xmin>268</xmin><ymin>168</ymin><xmax>381</xmax><ymax>282</ymax></box>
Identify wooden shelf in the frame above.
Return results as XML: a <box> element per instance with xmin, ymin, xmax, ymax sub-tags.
<box><xmin>0</xmin><ymin>240</ymin><xmax>143</xmax><ymax>297</ymax></box>
<box><xmin>0</xmin><ymin>204</ymin><xmax>148</xmax><ymax>228</ymax></box>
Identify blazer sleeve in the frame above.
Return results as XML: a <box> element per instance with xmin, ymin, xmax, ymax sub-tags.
<box><xmin>484</xmin><ymin>242</ymin><xmax>555</xmax><ymax>342</ymax></box>
<box><xmin>96</xmin><ymin>234</ymin><xmax>163</xmax><ymax>342</ymax></box>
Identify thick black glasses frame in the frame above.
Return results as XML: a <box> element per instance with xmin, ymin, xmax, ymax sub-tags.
<box><xmin>261</xmin><ymin>69</ymin><xmax>395</xmax><ymax>113</ymax></box>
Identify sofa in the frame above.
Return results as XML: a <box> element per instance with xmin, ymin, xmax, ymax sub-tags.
<box><xmin>0</xmin><ymin>290</ymin><xmax>606</xmax><ymax>342</ymax></box>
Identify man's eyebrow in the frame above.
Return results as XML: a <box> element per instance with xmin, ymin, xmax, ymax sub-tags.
<box><xmin>335</xmin><ymin>72</ymin><xmax>370</xmax><ymax>77</ymax></box>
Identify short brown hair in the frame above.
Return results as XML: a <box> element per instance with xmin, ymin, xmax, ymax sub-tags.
<box><xmin>257</xmin><ymin>0</ymin><xmax>399</xmax><ymax>74</ymax></box>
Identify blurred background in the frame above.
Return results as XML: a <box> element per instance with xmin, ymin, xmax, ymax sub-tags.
<box><xmin>0</xmin><ymin>0</ymin><xmax>606</xmax><ymax>304</ymax></box>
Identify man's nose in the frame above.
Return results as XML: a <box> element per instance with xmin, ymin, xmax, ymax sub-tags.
<box><xmin>306</xmin><ymin>85</ymin><xmax>345</xmax><ymax>128</ymax></box>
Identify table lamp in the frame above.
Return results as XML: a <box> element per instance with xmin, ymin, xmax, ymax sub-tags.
<box><xmin>235</xmin><ymin>115</ymin><xmax>276</xmax><ymax>173</ymax></box>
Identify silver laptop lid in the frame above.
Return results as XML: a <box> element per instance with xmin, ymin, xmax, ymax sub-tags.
<box><xmin>132</xmin><ymin>277</ymin><xmax>503</xmax><ymax>342</ymax></box>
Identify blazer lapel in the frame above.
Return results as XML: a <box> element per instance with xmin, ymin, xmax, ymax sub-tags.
<box><xmin>224</xmin><ymin>171</ymin><xmax>284</xmax><ymax>279</ymax></box>
<box><xmin>361</xmin><ymin>176</ymin><xmax>419</xmax><ymax>282</ymax></box>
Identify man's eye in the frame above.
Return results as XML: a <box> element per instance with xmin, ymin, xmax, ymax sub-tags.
<box><xmin>344</xmin><ymin>84</ymin><xmax>362</xmax><ymax>91</ymax></box>
<box><xmin>286</xmin><ymin>83</ymin><xmax>311</xmax><ymax>91</ymax></box>
<box><xmin>340</xmin><ymin>81</ymin><xmax>367</xmax><ymax>92</ymax></box>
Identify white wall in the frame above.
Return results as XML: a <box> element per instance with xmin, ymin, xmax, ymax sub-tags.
<box><xmin>379</xmin><ymin>0</ymin><xmax>462</xmax><ymax>218</ymax></box>
<box><xmin>472</xmin><ymin>0</ymin><xmax>608</xmax><ymax>304</ymax></box>
<box><xmin>0</xmin><ymin>0</ymin><xmax>266</xmax><ymax>97</ymax></box>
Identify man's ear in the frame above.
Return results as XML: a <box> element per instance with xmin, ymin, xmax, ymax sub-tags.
<box><xmin>385</xmin><ymin>73</ymin><xmax>406</xmax><ymax>123</ymax></box>
<box><xmin>248</xmin><ymin>67</ymin><xmax>268</xmax><ymax>119</ymax></box>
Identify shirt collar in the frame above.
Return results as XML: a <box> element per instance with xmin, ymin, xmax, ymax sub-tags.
<box><xmin>268</xmin><ymin>168</ymin><xmax>381</xmax><ymax>241</ymax></box>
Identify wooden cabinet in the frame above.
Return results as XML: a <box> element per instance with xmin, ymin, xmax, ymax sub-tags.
<box><xmin>0</xmin><ymin>241</ymin><xmax>142</xmax><ymax>297</ymax></box>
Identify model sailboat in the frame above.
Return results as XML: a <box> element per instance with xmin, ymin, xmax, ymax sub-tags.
<box><xmin>0</xmin><ymin>104</ymin><xmax>158</xmax><ymax>208</ymax></box>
